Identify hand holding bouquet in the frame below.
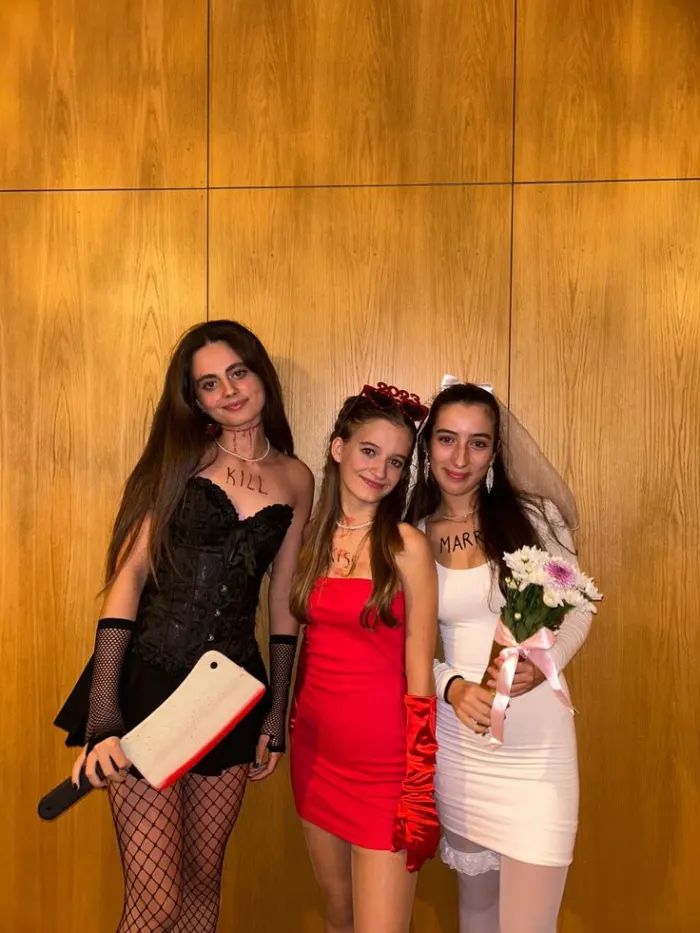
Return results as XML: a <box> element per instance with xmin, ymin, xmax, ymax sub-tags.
<box><xmin>483</xmin><ymin>546</ymin><xmax>602</xmax><ymax>745</ymax></box>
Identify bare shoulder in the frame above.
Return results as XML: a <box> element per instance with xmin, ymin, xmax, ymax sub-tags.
<box><xmin>275</xmin><ymin>453</ymin><xmax>314</xmax><ymax>493</ymax></box>
<box><xmin>280</xmin><ymin>456</ymin><xmax>315</xmax><ymax>517</ymax></box>
<box><xmin>396</xmin><ymin>522</ymin><xmax>436</xmax><ymax>597</ymax></box>
<box><xmin>397</xmin><ymin>522</ymin><xmax>432</xmax><ymax>560</ymax></box>
<box><xmin>289</xmin><ymin>456</ymin><xmax>314</xmax><ymax>495</ymax></box>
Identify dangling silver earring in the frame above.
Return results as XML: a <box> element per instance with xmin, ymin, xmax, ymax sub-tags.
<box><xmin>485</xmin><ymin>463</ymin><xmax>494</xmax><ymax>493</ymax></box>
<box><xmin>423</xmin><ymin>455</ymin><xmax>431</xmax><ymax>483</ymax></box>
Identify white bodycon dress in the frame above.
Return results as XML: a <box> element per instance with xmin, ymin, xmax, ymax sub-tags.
<box><xmin>429</xmin><ymin>501</ymin><xmax>593</xmax><ymax>871</ymax></box>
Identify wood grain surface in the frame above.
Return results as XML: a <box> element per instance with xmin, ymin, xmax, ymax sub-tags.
<box><xmin>512</xmin><ymin>180</ymin><xmax>700</xmax><ymax>933</ymax></box>
<box><xmin>516</xmin><ymin>0</ymin><xmax>700</xmax><ymax>181</ymax></box>
<box><xmin>0</xmin><ymin>190</ymin><xmax>205</xmax><ymax>931</ymax></box>
<box><xmin>0</xmin><ymin>0</ymin><xmax>206</xmax><ymax>189</ymax></box>
<box><xmin>210</xmin><ymin>0</ymin><xmax>513</xmax><ymax>186</ymax></box>
<box><xmin>2</xmin><ymin>1</ymin><xmax>699</xmax><ymax>929</ymax></box>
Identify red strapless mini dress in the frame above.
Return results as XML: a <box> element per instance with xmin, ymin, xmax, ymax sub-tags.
<box><xmin>290</xmin><ymin>577</ymin><xmax>407</xmax><ymax>849</ymax></box>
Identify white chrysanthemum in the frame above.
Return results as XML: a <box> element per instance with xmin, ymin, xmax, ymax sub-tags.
<box><xmin>528</xmin><ymin>568</ymin><xmax>548</xmax><ymax>586</ymax></box>
<box><xmin>580</xmin><ymin>574</ymin><xmax>602</xmax><ymax>601</ymax></box>
<box><xmin>504</xmin><ymin>552</ymin><xmax>526</xmax><ymax>576</ymax></box>
<box><xmin>505</xmin><ymin>546</ymin><xmax>542</xmax><ymax>567</ymax></box>
<box><xmin>562</xmin><ymin>587</ymin><xmax>586</xmax><ymax>607</ymax></box>
<box><xmin>543</xmin><ymin>586</ymin><xmax>564</xmax><ymax>608</ymax></box>
<box><xmin>505</xmin><ymin>546</ymin><xmax>549</xmax><ymax>582</ymax></box>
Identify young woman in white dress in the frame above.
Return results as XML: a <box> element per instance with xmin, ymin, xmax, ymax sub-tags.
<box><xmin>408</xmin><ymin>378</ymin><xmax>592</xmax><ymax>933</ymax></box>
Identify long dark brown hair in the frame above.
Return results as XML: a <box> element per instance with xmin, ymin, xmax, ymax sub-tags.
<box><xmin>105</xmin><ymin>319</ymin><xmax>294</xmax><ymax>582</ymax></box>
<box><xmin>290</xmin><ymin>396</ymin><xmax>417</xmax><ymax>628</ymax></box>
<box><xmin>407</xmin><ymin>383</ymin><xmax>546</xmax><ymax>592</ymax></box>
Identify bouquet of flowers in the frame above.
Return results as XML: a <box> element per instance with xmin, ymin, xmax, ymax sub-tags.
<box><xmin>482</xmin><ymin>546</ymin><xmax>602</xmax><ymax>745</ymax></box>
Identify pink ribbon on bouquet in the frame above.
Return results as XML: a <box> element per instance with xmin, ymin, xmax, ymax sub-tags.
<box><xmin>488</xmin><ymin>620</ymin><xmax>574</xmax><ymax>746</ymax></box>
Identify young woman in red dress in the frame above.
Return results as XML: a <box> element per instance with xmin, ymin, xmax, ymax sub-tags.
<box><xmin>289</xmin><ymin>384</ymin><xmax>440</xmax><ymax>933</ymax></box>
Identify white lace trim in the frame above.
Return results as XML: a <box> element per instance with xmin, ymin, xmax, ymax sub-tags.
<box><xmin>440</xmin><ymin>837</ymin><xmax>500</xmax><ymax>876</ymax></box>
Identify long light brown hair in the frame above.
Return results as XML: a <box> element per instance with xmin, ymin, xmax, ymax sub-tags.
<box><xmin>105</xmin><ymin>320</ymin><xmax>295</xmax><ymax>583</ymax></box>
<box><xmin>290</xmin><ymin>396</ymin><xmax>416</xmax><ymax>628</ymax></box>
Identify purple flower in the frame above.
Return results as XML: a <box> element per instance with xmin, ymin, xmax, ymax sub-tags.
<box><xmin>544</xmin><ymin>559</ymin><xmax>577</xmax><ymax>588</ymax></box>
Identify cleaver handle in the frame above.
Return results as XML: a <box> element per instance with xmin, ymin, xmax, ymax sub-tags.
<box><xmin>38</xmin><ymin>764</ymin><xmax>105</xmax><ymax>821</ymax></box>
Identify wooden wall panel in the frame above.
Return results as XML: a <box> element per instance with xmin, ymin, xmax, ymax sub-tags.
<box><xmin>0</xmin><ymin>0</ymin><xmax>206</xmax><ymax>189</ymax></box>
<box><xmin>210</xmin><ymin>0</ymin><xmax>514</xmax><ymax>186</ymax></box>
<box><xmin>0</xmin><ymin>190</ymin><xmax>205</xmax><ymax>931</ymax></box>
<box><xmin>516</xmin><ymin>0</ymin><xmax>700</xmax><ymax>181</ymax></box>
<box><xmin>210</xmin><ymin>184</ymin><xmax>512</xmax><ymax>931</ymax></box>
<box><xmin>511</xmin><ymin>181</ymin><xmax>700</xmax><ymax>933</ymax></box>
<box><xmin>2</xmin><ymin>1</ymin><xmax>697</xmax><ymax>930</ymax></box>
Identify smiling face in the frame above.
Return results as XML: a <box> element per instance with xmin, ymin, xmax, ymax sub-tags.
<box><xmin>191</xmin><ymin>340</ymin><xmax>265</xmax><ymax>429</ymax></box>
<box><xmin>429</xmin><ymin>402</ymin><xmax>496</xmax><ymax>501</ymax></box>
<box><xmin>331</xmin><ymin>417</ymin><xmax>413</xmax><ymax>510</ymax></box>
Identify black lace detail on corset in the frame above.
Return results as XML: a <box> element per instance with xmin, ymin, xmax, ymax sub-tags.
<box><xmin>130</xmin><ymin>478</ymin><xmax>293</xmax><ymax>674</ymax></box>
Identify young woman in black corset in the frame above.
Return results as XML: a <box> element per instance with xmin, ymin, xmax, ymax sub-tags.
<box><xmin>55</xmin><ymin>320</ymin><xmax>313</xmax><ymax>932</ymax></box>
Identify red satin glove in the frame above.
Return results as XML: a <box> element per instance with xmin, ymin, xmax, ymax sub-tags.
<box><xmin>392</xmin><ymin>694</ymin><xmax>440</xmax><ymax>872</ymax></box>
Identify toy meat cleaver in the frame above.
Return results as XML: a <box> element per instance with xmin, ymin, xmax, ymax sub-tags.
<box><xmin>38</xmin><ymin>651</ymin><xmax>266</xmax><ymax>820</ymax></box>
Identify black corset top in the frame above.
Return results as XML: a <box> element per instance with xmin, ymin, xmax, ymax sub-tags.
<box><xmin>131</xmin><ymin>477</ymin><xmax>294</xmax><ymax>673</ymax></box>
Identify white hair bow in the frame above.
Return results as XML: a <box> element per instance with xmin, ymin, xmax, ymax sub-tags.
<box><xmin>440</xmin><ymin>373</ymin><xmax>494</xmax><ymax>394</ymax></box>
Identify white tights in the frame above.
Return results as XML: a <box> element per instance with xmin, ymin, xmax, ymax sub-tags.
<box><xmin>443</xmin><ymin>830</ymin><xmax>568</xmax><ymax>933</ymax></box>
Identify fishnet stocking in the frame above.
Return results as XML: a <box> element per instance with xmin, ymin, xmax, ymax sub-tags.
<box><xmin>175</xmin><ymin>767</ymin><xmax>249</xmax><ymax>931</ymax></box>
<box><xmin>109</xmin><ymin>775</ymin><xmax>183</xmax><ymax>931</ymax></box>
<box><xmin>108</xmin><ymin>765</ymin><xmax>249</xmax><ymax>932</ymax></box>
